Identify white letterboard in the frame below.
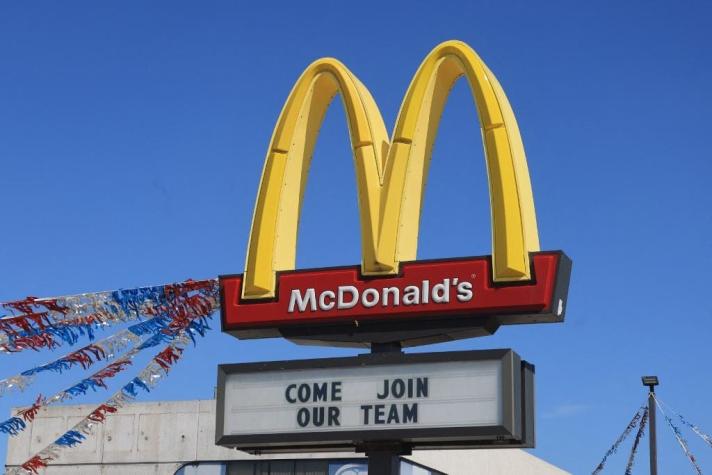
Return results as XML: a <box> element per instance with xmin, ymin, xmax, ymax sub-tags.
<box><xmin>222</xmin><ymin>359</ymin><xmax>502</xmax><ymax>435</ymax></box>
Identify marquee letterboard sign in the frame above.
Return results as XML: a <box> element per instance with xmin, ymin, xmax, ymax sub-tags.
<box><xmin>215</xmin><ymin>349</ymin><xmax>534</xmax><ymax>452</ymax></box>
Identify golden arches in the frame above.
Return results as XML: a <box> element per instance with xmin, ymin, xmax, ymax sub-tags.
<box><xmin>377</xmin><ymin>40</ymin><xmax>539</xmax><ymax>281</ymax></box>
<box><xmin>243</xmin><ymin>59</ymin><xmax>389</xmax><ymax>298</ymax></box>
<box><xmin>242</xmin><ymin>41</ymin><xmax>539</xmax><ymax>299</ymax></box>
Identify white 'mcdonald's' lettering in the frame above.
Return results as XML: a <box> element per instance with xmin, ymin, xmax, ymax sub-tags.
<box><xmin>287</xmin><ymin>278</ymin><xmax>474</xmax><ymax>314</ymax></box>
<box><xmin>288</xmin><ymin>288</ymin><xmax>316</xmax><ymax>312</ymax></box>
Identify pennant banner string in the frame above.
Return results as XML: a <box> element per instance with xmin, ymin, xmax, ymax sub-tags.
<box><xmin>0</xmin><ymin>290</ymin><xmax>217</xmax><ymax>437</ymax></box>
<box><xmin>625</xmin><ymin>406</ymin><xmax>648</xmax><ymax>475</ymax></box>
<box><xmin>7</xmin><ymin>324</ymin><xmax>208</xmax><ymax>475</ymax></box>
<box><xmin>0</xmin><ymin>277</ymin><xmax>219</xmax><ymax>474</ymax></box>
<box><xmin>0</xmin><ymin>330</ymin><xmax>141</xmax><ymax>397</ymax></box>
<box><xmin>655</xmin><ymin>395</ymin><xmax>712</xmax><ymax>449</ymax></box>
<box><xmin>1</xmin><ymin>278</ymin><xmax>215</xmax><ymax>315</ymax></box>
<box><xmin>591</xmin><ymin>405</ymin><xmax>645</xmax><ymax>475</ymax></box>
<box><xmin>654</xmin><ymin>395</ymin><xmax>703</xmax><ymax>475</ymax></box>
<box><xmin>0</xmin><ymin>279</ymin><xmax>217</xmax><ymax>399</ymax></box>
<box><xmin>0</xmin><ymin>279</ymin><xmax>218</xmax><ymax>436</ymax></box>
<box><xmin>0</xmin><ymin>279</ymin><xmax>217</xmax><ymax>353</ymax></box>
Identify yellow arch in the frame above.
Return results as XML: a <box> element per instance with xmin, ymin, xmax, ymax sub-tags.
<box><xmin>243</xmin><ymin>41</ymin><xmax>539</xmax><ymax>299</ymax></box>
<box><xmin>242</xmin><ymin>58</ymin><xmax>390</xmax><ymax>298</ymax></box>
<box><xmin>377</xmin><ymin>40</ymin><xmax>539</xmax><ymax>281</ymax></box>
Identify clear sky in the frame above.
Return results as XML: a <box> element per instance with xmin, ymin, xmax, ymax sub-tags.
<box><xmin>1</xmin><ymin>1</ymin><xmax>711</xmax><ymax>473</ymax></box>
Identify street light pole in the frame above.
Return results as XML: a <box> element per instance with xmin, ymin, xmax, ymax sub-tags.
<box><xmin>642</xmin><ymin>376</ymin><xmax>659</xmax><ymax>475</ymax></box>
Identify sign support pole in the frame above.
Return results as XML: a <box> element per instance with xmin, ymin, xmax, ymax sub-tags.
<box><xmin>366</xmin><ymin>341</ymin><xmax>408</xmax><ymax>475</ymax></box>
<box><xmin>367</xmin><ymin>447</ymin><xmax>403</xmax><ymax>475</ymax></box>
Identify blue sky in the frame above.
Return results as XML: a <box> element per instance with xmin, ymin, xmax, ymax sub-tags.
<box><xmin>1</xmin><ymin>1</ymin><xmax>711</xmax><ymax>472</ymax></box>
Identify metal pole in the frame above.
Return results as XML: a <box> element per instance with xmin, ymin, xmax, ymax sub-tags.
<box><xmin>648</xmin><ymin>388</ymin><xmax>657</xmax><ymax>475</ymax></box>
<box><xmin>367</xmin><ymin>449</ymin><xmax>402</xmax><ymax>475</ymax></box>
<box><xmin>642</xmin><ymin>376</ymin><xmax>659</xmax><ymax>475</ymax></box>
<box><xmin>365</xmin><ymin>341</ymin><xmax>406</xmax><ymax>475</ymax></box>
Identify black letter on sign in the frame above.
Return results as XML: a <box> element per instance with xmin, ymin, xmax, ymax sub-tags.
<box><xmin>377</xmin><ymin>379</ymin><xmax>389</xmax><ymax>399</ymax></box>
<box><xmin>417</xmin><ymin>378</ymin><xmax>429</xmax><ymax>398</ymax></box>
<box><xmin>297</xmin><ymin>408</ymin><xmax>310</xmax><ymax>427</ymax></box>
<box><xmin>392</xmin><ymin>379</ymin><xmax>405</xmax><ymax>399</ymax></box>
<box><xmin>361</xmin><ymin>405</ymin><xmax>372</xmax><ymax>425</ymax></box>
<box><xmin>403</xmin><ymin>404</ymin><xmax>418</xmax><ymax>423</ymax></box>
<box><xmin>332</xmin><ymin>381</ymin><xmax>342</xmax><ymax>401</ymax></box>
<box><xmin>328</xmin><ymin>406</ymin><xmax>340</xmax><ymax>426</ymax></box>
<box><xmin>387</xmin><ymin>404</ymin><xmax>400</xmax><ymax>424</ymax></box>
<box><xmin>375</xmin><ymin>404</ymin><xmax>386</xmax><ymax>424</ymax></box>
<box><xmin>298</xmin><ymin>384</ymin><xmax>310</xmax><ymax>403</ymax></box>
<box><xmin>285</xmin><ymin>384</ymin><xmax>297</xmax><ymax>403</ymax></box>
<box><xmin>313</xmin><ymin>383</ymin><xmax>327</xmax><ymax>402</ymax></box>
<box><xmin>313</xmin><ymin>406</ymin><xmax>325</xmax><ymax>427</ymax></box>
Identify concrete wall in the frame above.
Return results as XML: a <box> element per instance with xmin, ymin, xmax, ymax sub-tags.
<box><xmin>5</xmin><ymin>400</ymin><xmax>568</xmax><ymax>475</ymax></box>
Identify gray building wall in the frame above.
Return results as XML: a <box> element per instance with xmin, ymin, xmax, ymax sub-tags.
<box><xmin>5</xmin><ymin>400</ymin><xmax>568</xmax><ymax>475</ymax></box>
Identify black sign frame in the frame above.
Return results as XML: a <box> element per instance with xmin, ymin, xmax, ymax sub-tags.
<box><xmin>215</xmin><ymin>349</ymin><xmax>534</xmax><ymax>453</ymax></box>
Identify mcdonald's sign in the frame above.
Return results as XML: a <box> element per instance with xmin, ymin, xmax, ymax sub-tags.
<box><xmin>220</xmin><ymin>40</ymin><xmax>571</xmax><ymax>346</ymax></box>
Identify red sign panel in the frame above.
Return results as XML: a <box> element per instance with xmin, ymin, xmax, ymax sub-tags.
<box><xmin>220</xmin><ymin>252</ymin><xmax>570</xmax><ymax>346</ymax></box>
